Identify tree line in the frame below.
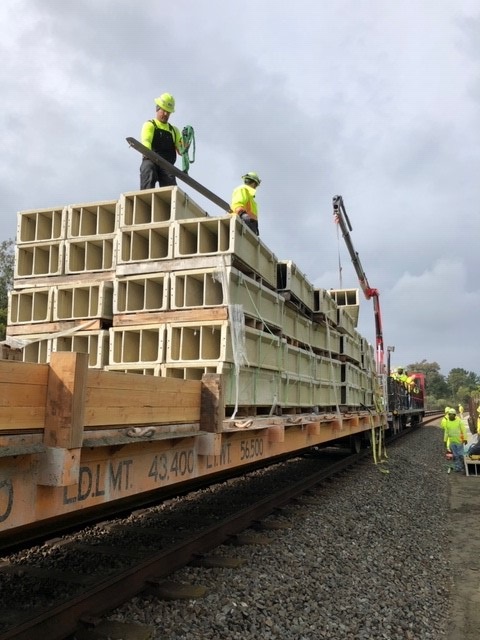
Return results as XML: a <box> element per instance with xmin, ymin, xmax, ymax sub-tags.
<box><xmin>0</xmin><ymin>239</ymin><xmax>14</xmax><ymax>341</ymax></box>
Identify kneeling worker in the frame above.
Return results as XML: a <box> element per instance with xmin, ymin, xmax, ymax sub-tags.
<box><xmin>231</xmin><ymin>172</ymin><xmax>261</xmax><ymax>236</ymax></box>
<box><xmin>442</xmin><ymin>408</ymin><xmax>467</xmax><ymax>473</ymax></box>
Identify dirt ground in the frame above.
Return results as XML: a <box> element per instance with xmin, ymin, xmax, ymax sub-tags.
<box><xmin>444</xmin><ymin>420</ymin><xmax>480</xmax><ymax>640</ymax></box>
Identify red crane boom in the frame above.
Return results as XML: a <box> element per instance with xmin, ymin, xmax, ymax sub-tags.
<box><xmin>332</xmin><ymin>195</ymin><xmax>385</xmax><ymax>374</ymax></box>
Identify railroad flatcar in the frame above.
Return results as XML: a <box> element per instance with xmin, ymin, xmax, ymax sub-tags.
<box><xmin>0</xmin><ymin>185</ymin><xmax>425</xmax><ymax>540</ymax></box>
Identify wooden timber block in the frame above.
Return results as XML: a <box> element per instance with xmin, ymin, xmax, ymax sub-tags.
<box><xmin>44</xmin><ymin>352</ymin><xmax>88</xmax><ymax>449</ymax></box>
<box><xmin>201</xmin><ymin>373</ymin><xmax>225</xmax><ymax>433</ymax></box>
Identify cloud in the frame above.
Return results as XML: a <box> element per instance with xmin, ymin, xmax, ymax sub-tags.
<box><xmin>1</xmin><ymin>0</ymin><xmax>480</xmax><ymax>375</ymax></box>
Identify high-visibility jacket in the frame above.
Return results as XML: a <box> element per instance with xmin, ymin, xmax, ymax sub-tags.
<box><xmin>406</xmin><ymin>375</ymin><xmax>418</xmax><ymax>392</ymax></box>
<box><xmin>442</xmin><ymin>416</ymin><xmax>466</xmax><ymax>445</ymax></box>
<box><xmin>230</xmin><ymin>184</ymin><xmax>258</xmax><ymax>220</ymax></box>
<box><xmin>141</xmin><ymin>119</ymin><xmax>183</xmax><ymax>161</ymax></box>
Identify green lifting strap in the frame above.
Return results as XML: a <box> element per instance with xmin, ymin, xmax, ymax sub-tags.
<box><xmin>181</xmin><ymin>125</ymin><xmax>195</xmax><ymax>174</ymax></box>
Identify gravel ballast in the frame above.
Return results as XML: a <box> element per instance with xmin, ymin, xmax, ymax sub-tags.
<box><xmin>108</xmin><ymin>424</ymin><xmax>451</xmax><ymax>640</ymax></box>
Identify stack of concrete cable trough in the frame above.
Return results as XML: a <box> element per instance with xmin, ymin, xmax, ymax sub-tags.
<box><xmin>7</xmin><ymin>186</ymin><xmax>377</xmax><ymax>417</ymax></box>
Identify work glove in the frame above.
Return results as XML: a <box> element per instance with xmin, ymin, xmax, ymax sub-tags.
<box><xmin>239</xmin><ymin>211</ymin><xmax>249</xmax><ymax>222</ymax></box>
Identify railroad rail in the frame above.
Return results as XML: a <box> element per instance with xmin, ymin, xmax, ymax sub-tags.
<box><xmin>0</xmin><ymin>417</ymin><xmax>439</xmax><ymax>640</ymax></box>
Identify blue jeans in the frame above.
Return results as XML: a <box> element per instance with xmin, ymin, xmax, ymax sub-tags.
<box><xmin>450</xmin><ymin>443</ymin><xmax>464</xmax><ymax>472</ymax></box>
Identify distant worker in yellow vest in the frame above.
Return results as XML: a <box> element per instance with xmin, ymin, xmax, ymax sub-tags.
<box><xmin>442</xmin><ymin>407</ymin><xmax>453</xmax><ymax>453</ymax></box>
<box><xmin>442</xmin><ymin>408</ymin><xmax>467</xmax><ymax>473</ymax></box>
<box><xmin>140</xmin><ymin>93</ymin><xmax>184</xmax><ymax>189</ymax></box>
<box><xmin>405</xmin><ymin>371</ymin><xmax>418</xmax><ymax>393</ymax></box>
<box><xmin>458</xmin><ymin>404</ymin><xmax>464</xmax><ymax>419</ymax></box>
<box><xmin>391</xmin><ymin>367</ymin><xmax>408</xmax><ymax>386</ymax></box>
<box><xmin>230</xmin><ymin>172</ymin><xmax>261</xmax><ymax>236</ymax></box>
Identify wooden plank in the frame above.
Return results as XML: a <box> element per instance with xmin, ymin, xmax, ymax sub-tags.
<box><xmin>6</xmin><ymin>318</ymin><xmax>102</xmax><ymax>336</ymax></box>
<box><xmin>86</xmin><ymin>369</ymin><xmax>201</xmax><ymax>393</ymax></box>
<box><xmin>86</xmin><ymin>387</ymin><xmax>199</xmax><ymax>408</ymax></box>
<box><xmin>115</xmin><ymin>254</ymin><xmax>237</xmax><ymax>278</ymax></box>
<box><xmin>85</xmin><ymin>389</ymin><xmax>200</xmax><ymax>416</ymax></box>
<box><xmin>0</xmin><ymin>360</ymin><xmax>49</xmax><ymax>385</ymax></box>
<box><xmin>0</xmin><ymin>407</ymin><xmax>46</xmax><ymax>429</ymax></box>
<box><xmin>13</xmin><ymin>270</ymin><xmax>115</xmax><ymax>289</ymax></box>
<box><xmin>84</xmin><ymin>405</ymin><xmax>200</xmax><ymax>426</ymax></box>
<box><xmin>0</xmin><ymin>384</ymin><xmax>47</xmax><ymax>407</ymax></box>
<box><xmin>44</xmin><ymin>352</ymin><xmax>88</xmax><ymax>449</ymax></box>
<box><xmin>113</xmin><ymin>307</ymin><xmax>228</xmax><ymax>327</ymax></box>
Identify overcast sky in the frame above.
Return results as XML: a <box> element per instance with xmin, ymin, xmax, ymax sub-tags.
<box><xmin>1</xmin><ymin>0</ymin><xmax>479</xmax><ymax>376</ymax></box>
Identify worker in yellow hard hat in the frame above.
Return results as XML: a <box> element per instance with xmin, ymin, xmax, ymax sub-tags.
<box><xmin>442</xmin><ymin>407</ymin><xmax>453</xmax><ymax>457</ymax></box>
<box><xmin>442</xmin><ymin>408</ymin><xmax>467</xmax><ymax>473</ymax></box>
<box><xmin>140</xmin><ymin>93</ymin><xmax>184</xmax><ymax>189</ymax></box>
<box><xmin>230</xmin><ymin>172</ymin><xmax>261</xmax><ymax>236</ymax></box>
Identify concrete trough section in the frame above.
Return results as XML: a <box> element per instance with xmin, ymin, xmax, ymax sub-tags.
<box><xmin>66</xmin><ymin>237</ymin><xmax>116</xmax><ymax>273</ymax></box>
<box><xmin>114</xmin><ymin>273</ymin><xmax>169</xmax><ymax>314</ymax></box>
<box><xmin>8</xmin><ymin>287</ymin><xmax>53</xmax><ymax>325</ymax></box>
<box><xmin>277</xmin><ymin>259</ymin><xmax>315</xmax><ymax>312</ymax></box>
<box><xmin>173</xmin><ymin>215</ymin><xmax>278</xmax><ymax>289</ymax></box>
<box><xmin>16</xmin><ymin>207</ymin><xmax>66</xmax><ymax>244</ymax></box>
<box><xmin>54</xmin><ymin>281</ymin><xmax>114</xmax><ymax>322</ymax></box>
<box><xmin>119</xmin><ymin>186</ymin><xmax>208</xmax><ymax>227</ymax></box>
<box><xmin>118</xmin><ymin>223</ymin><xmax>173</xmax><ymax>265</ymax></box>
<box><xmin>67</xmin><ymin>200</ymin><xmax>118</xmax><ymax>238</ymax></box>
<box><xmin>170</xmin><ymin>266</ymin><xmax>284</xmax><ymax>330</ymax></box>
<box><xmin>15</xmin><ymin>241</ymin><xmax>65</xmax><ymax>279</ymax></box>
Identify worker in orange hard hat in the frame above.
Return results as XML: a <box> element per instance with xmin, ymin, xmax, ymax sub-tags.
<box><xmin>230</xmin><ymin>172</ymin><xmax>262</xmax><ymax>236</ymax></box>
<box><xmin>140</xmin><ymin>93</ymin><xmax>184</xmax><ymax>189</ymax></box>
